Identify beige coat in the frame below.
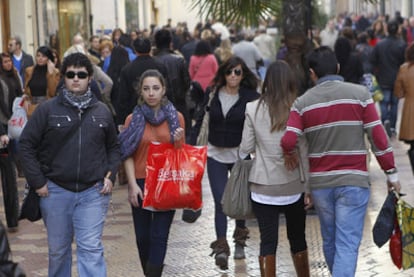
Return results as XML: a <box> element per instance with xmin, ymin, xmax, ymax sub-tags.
<box><xmin>394</xmin><ymin>62</ymin><xmax>414</xmax><ymax>141</ymax></box>
<box><xmin>239</xmin><ymin>100</ymin><xmax>309</xmax><ymax>195</ymax></box>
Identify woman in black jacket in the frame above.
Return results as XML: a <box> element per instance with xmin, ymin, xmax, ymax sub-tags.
<box><xmin>202</xmin><ymin>56</ymin><xmax>259</xmax><ymax>270</ymax></box>
<box><xmin>0</xmin><ymin>52</ymin><xmax>23</xmax><ymax>232</ymax></box>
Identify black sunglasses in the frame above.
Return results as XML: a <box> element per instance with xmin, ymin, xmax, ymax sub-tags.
<box><xmin>65</xmin><ymin>71</ymin><xmax>89</xmax><ymax>79</ymax></box>
<box><xmin>225</xmin><ymin>68</ymin><xmax>242</xmax><ymax>76</ymax></box>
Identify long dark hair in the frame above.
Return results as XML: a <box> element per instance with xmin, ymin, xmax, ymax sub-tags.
<box><xmin>258</xmin><ymin>61</ymin><xmax>297</xmax><ymax>132</ymax></box>
<box><xmin>0</xmin><ymin>52</ymin><xmax>20</xmax><ymax>84</ymax></box>
<box><xmin>107</xmin><ymin>46</ymin><xmax>129</xmax><ymax>80</ymax></box>
<box><xmin>211</xmin><ymin>56</ymin><xmax>258</xmax><ymax>90</ymax></box>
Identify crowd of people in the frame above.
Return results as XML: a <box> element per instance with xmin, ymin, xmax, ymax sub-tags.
<box><xmin>0</xmin><ymin>10</ymin><xmax>411</xmax><ymax>277</ymax></box>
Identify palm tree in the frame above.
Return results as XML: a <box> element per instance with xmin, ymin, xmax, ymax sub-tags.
<box><xmin>190</xmin><ymin>0</ymin><xmax>281</xmax><ymax>28</ymax></box>
<box><xmin>190</xmin><ymin>0</ymin><xmax>311</xmax><ymax>94</ymax></box>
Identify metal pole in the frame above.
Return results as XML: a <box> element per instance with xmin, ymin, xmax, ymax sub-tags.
<box><xmin>380</xmin><ymin>0</ymin><xmax>385</xmax><ymax>16</ymax></box>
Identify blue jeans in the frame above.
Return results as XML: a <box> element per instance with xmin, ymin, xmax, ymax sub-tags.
<box><xmin>379</xmin><ymin>88</ymin><xmax>399</xmax><ymax>129</ymax></box>
<box><xmin>207</xmin><ymin>157</ymin><xmax>246</xmax><ymax>239</ymax></box>
<box><xmin>131</xmin><ymin>179</ymin><xmax>175</xmax><ymax>270</ymax></box>
<box><xmin>40</xmin><ymin>180</ymin><xmax>110</xmax><ymax>277</ymax></box>
<box><xmin>311</xmin><ymin>186</ymin><xmax>369</xmax><ymax>276</ymax></box>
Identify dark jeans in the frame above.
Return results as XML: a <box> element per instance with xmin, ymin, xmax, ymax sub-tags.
<box><xmin>131</xmin><ymin>179</ymin><xmax>175</xmax><ymax>269</ymax></box>
<box><xmin>379</xmin><ymin>88</ymin><xmax>399</xmax><ymax>130</ymax></box>
<box><xmin>207</xmin><ymin>157</ymin><xmax>245</xmax><ymax>239</ymax></box>
<box><xmin>0</xmin><ymin>146</ymin><xmax>18</xmax><ymax>228</ymax></box>
<box><xmin>252</xmin><ymin>194</ymin><xmax>307</xmax><ymax>256</ymax></box>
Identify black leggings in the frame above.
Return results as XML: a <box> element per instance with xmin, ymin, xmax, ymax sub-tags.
<box><xmin>252</xmin><ymin>194</ymin><xmax>307</xmax><ymax>256</ymax></box>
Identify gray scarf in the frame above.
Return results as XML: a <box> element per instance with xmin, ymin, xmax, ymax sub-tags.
<box><xmin>62</xmin><ymin>87</ymin><xmax>93</xmax><ymax>110</ymax></box>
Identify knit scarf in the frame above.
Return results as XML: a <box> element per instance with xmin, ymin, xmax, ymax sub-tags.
<box><xmin>62</xmin><ymin>87</ymin><xmax>93</xmax><ymax>110</ymax></box>
<box><xmin>119</xmin><ymin>101</ymin><xmax>180</xmax><ymax>161</ymax></box>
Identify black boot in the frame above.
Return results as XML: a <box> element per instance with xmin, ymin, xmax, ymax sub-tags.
<box><xmin>233</xmin><ymin>227</ymin><xmax>249</xmax><ymax>259</ymax></box>
<box><xmin>210</xmin><ymin>238</ymin><xmax>230</xmax><ymax>270</ymax></box>
<box><xmin>145</xmin><ymin>263</ymin><xmax>163</xmax><ymax>277</ymax></box>
<box><xmin>408</xmin><ymin>148</ymin><xmax>414</xmax><ymax>176</ymax></box>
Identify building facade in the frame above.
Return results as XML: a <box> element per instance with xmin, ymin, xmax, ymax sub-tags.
<box><xmin>0</xmin><ymin>0</ymin><xmax>199</xmax><ymax>57</ymax></box>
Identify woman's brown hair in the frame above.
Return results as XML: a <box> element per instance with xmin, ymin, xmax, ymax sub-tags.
<box><xmin>257</xmin><ymin>60</ymin><xmax>297</xmax><ymax>132</ymax></box>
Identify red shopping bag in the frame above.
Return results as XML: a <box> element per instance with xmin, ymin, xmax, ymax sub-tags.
<box><xmin>390</xmin><ymin>216</ymin><xmax>402</xmax><ymax>269</ymax></box>
<box><xmin>143</xmin><ymin>142</ymin><xmax>207</xmax><ymax>210</ymax></box>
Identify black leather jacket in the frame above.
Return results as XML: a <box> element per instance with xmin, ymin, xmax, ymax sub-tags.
<box><xmin>370</xmin><ymin>35</ymin><xmax>406</xmax><ymax>89</ymax></box>
<box><xmin>154</xmin><ymin>49</ymin><xmax>191</xmax><ymax>126</ymax></box>
<box><xmin>19</xmin><ymin>92</ymin><xmax>120</xmax><ymax>191</ymax></box>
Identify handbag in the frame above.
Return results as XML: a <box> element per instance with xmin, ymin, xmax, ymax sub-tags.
<box><xmin>143</xmin><ymin>142</ymin><xmax>207</xmax><ymax>210</ymax></box>
<box><xmin>395</xmin><ymin>194</ymin><xmax>414</xmax><ymax>270</ymax></box>
<box><xmin>221</xmin><ymin>158</ymin><xmax>255</xmax><ymax>219</ymax></box>
<box><xmin>18</xmin><ymin>184</ymin><xmax>41</xmax><ymax>222</ymax></box>
<box><xmin>372</xmin><ymin>190</ymin><xmax>398</xmax><ymax>248</ymax></box>
<box><xmin>8</xmin><ymin>97</ymin><xmax>27</xmax><ymax>139</ymax></box>
<box><xmin>390</xmin><ymin>216</ymin><xmax>402</xmax><ymax>269</ymax></box>
<box><xmin>360</xmin><ymin>73</ymin><xmax>383</xmax><ymax>102</ymax></box>
<box><xmin>196</xmin><ymin>90</ymin><xmax>215</xmax><ymax>146</ymax></box>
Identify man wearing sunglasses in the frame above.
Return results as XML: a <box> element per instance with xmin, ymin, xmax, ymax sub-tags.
<box><xmin>19</xmin><ymin>53</ymin><xmax>121</xmax><ymax>276</ymax></box>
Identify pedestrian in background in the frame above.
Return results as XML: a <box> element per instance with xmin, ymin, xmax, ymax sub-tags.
<box><xmin>198</xmin><ymin>56</ymin><xmax>259</xmax><ymax>270</ymax></box>
<box><xmin>370</xmin><ymin>20</ymin><xmax>406</xmax><ymax>138</ymax></box>
<box><xmin>281</xmin><ymin>46</ymin><xmax>401</xmax><ymax>276</ymax></box>
<box><xmin>189</xmin><ymin>39</ymin><xmax>219</xmax><ymax>92</ymax></box>
<box><xmin>19</xmin><ymin>53</ymin><xmax>120</xmax><ymax>276</ymax></box>
<box><xmin>240</xmin><ymin>60</ymin><xmax>311</xmax><ymax>277</ymax></box>
<box><xmin>394</xmin><ymin>42</ymin><xmax>414</xmax><ymax>175</ymax></box>
<box><xmin>119</xmin><ymin>69</ymin><xmax>185</xmax><ymax>277</ymax></box>
<box><xmin>7</xmin><ymin>35</ymin><xmax>34</xmax><ymax>84</ymax></box>
<box><xmin>0</xmin><ymin>53</ymin><xmax>23</xmax><ymax>232</ymax></box>
<box><xmin>23</xmin><ymin>46</ymin><xmax>60</xmax><ymax>116</ymax></box>
<box><xmin>153</xmin><ymin>28</ymin><xmax>191</xmax><ymax>140</ymax></box>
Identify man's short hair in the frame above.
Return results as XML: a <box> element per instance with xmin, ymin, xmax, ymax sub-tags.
<box><xmin>133</xmin><ymin>38</ymin><xmax>151</xmax><ymax>54</ymax></box>
<box><xmin>89</xmin><ymin>35</ymin><xmax>99</xmax><ymax>43</ymax></box>
<box><xmin>307</xmin><ymin>46</ymin><xmax>338</xmax><ymax>78</ymax></box>
<box><xmin>10</xmin><ymin>36</ymin><xmax>22</xmax><ymax>47</ymax></box>
<box><xmin>154</xmin><ymin>29</ymin><xmax>172</xmax><ymax>49</ymax></box>
<box><xmin>387</xmin><ymin>20</ymin><xmax>399</xmax><ymax>36</ymax></box>
<box><xmin>61</xmin><ymin>53</ymin><xmax>94</xmax><ymax>76</ymax></box>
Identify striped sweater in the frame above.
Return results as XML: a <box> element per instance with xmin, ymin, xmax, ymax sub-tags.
<box><xmin>281</xmin><ymin>75</ymin><xmax>395</xmax><ymax>190</ymax></box>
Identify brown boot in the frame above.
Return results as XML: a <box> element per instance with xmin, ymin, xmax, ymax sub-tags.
<box><xmin>292</xmin><ymin>250</ymin><xmax>310</xmax><ymax>277</ymax></box>
<box><xmin>233</xmin><ymin>227</ymin><xmax>250</xmax><ymax>259</ymax></box>
<box><xmin>210</xmin><ymin>238</ymin><xmax>230</xmax><ymax>270</ymax></box>
<box><xmin>261</xmin><ymin>255</ymin><xmax>275</xmax><ymax>277</ymax></box>
<box><xmin>259</xmin><ymin>256</ymin><xmax>265</xmax><ymax>276</ymax></box>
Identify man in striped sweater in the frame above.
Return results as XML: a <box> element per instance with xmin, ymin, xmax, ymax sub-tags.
<box><xmin>281</xmin><ymin>46</ymin><xmax>401</xmax><ymax>277</ymax></box>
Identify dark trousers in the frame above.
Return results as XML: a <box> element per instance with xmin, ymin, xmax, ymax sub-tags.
<box><xmin>0</xmin><ymin>147</ymin><xmax>18</xmax><ymax>228</ymax></box>
<box><xmin>207</xmin><ymin>157</ymin><xmax>245</xmax><ymax>239</ymax></box>
<box><xmin>131</xmin><ymin>179</ymin><xmax>175</xmax><ymax>270</ymax></box>
<box><xmin>252</xmin><ymin>194</ymin><xmax>307</xmax><ymax>256</ymax></box>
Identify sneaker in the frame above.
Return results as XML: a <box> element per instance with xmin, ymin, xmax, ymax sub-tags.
<box><xmin>234</xmin><ymin>244</ymin><xmax>245</xmax><ymax>259</ymax></box>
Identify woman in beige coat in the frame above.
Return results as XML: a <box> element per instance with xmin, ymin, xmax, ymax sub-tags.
<box><xmin>239</xmin><ymin>61</ymin><xmax>311</xmax><ymax>277</ymax></box>
<box><xmin>394</xmin><ymin>43</ymin><xmax>414</xmax><ymax>175</ymax></box>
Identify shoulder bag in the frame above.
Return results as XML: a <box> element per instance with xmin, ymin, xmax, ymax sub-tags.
<box><xmin>196</xmin><ymin>90</ymin><xmax>215</xmax><ymax>146</ymax></box>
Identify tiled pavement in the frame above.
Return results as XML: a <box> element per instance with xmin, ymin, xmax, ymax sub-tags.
<box><xmin>3</xmin><ymin>131</ymin><xmax>414</xmax><ymax>276</ymax></box>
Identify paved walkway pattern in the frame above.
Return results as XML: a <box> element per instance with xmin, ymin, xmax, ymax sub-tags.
<box><xmin>3</xmin><ymin>137</ymin><xmax>414</xmax><ymax>276</ymax></box>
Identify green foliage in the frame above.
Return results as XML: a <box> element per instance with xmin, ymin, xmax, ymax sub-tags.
<box><xmin>190</xmin><ymin>0</ymin><xmax>282</xmax><ymax>27</ymax></box>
